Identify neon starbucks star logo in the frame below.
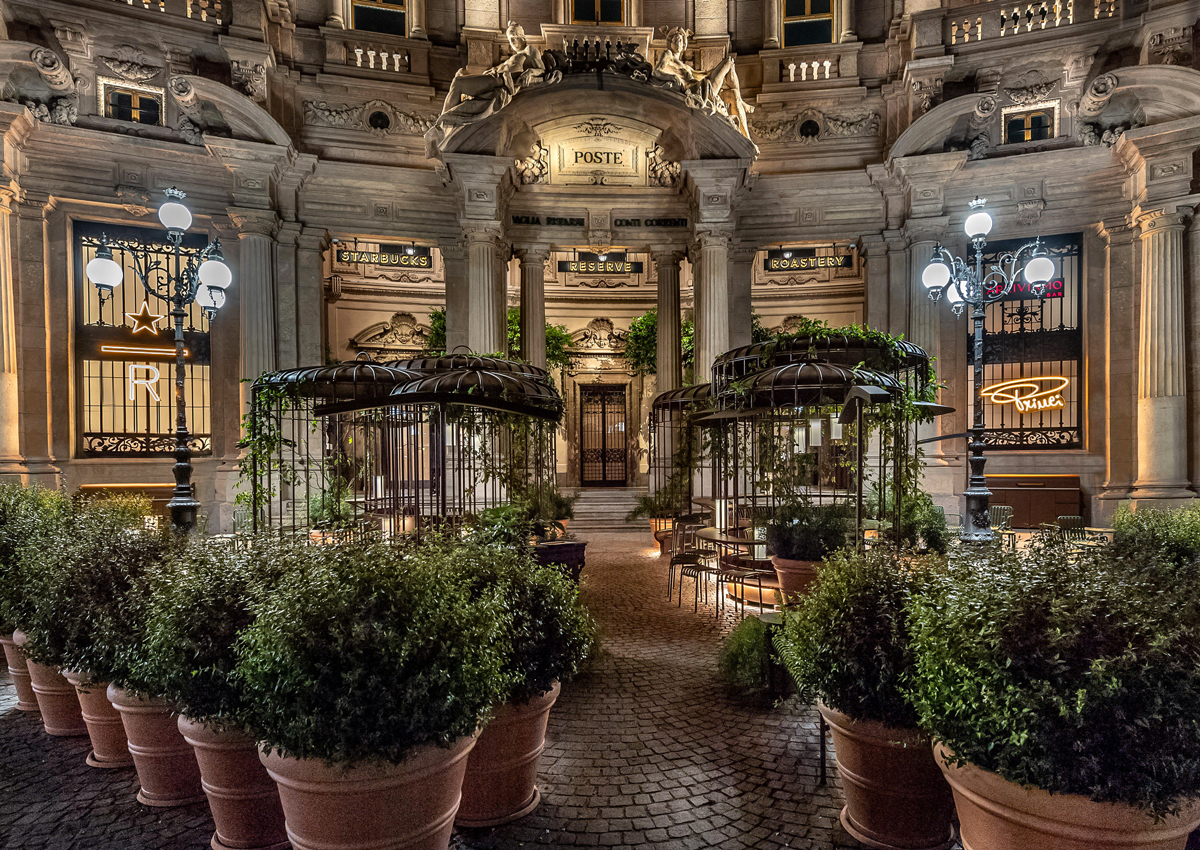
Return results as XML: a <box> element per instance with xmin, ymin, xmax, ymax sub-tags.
<box><xmin>126</xmin><ymin>302</ymin><xmax>164</xmax><ymax>334</ymax></box>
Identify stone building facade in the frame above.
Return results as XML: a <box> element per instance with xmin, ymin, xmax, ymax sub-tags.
<box><xmin>0</xmin><ymin>0</ymin><xmax>1196</xmax><ymax>526</ymax></box>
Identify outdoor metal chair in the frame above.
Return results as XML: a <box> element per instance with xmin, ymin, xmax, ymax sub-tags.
<box><xmin>989</xmin><ymin>505</ymin><xmax>1016</xmax><ymax>549</ymax></box>
<box><xmin>668</xmin><ymin>515</ymin><xmax>718</xmax><ymax>610</ymax></box>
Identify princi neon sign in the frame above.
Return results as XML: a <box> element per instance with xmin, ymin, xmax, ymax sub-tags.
<box><xmin>980</xmin><ymin>376</ymin><xmax>1069</xmax><ymax>413</ymax></box>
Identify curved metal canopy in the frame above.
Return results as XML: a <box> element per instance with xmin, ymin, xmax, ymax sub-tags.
<box><xmin>712</xmin><ymin>334</ymin><xmax>929</xmax><ymax>383</ymax></box>
<box><xmin>383</xmin><ymin>354</ymin><xmax>550</xmax><ymax>380</ymax></box>
<box><xmin>728</xmin><ymin>361</ymin><xmax>902</xmax><ymax>410</ymax></box>
<box><xmin>389</xmin><ymin>369</ymin><xmax>563</xmax><ymax>420</ymax></box>
<box><xmin>651</xmin><ymin>383</ymin><xmax>711</xmax><ymax>412</ymax></box>
<box><xmin>255</xmin><ymin>363</ymin><xmax>424</xmax><ymax>408</ymax></box>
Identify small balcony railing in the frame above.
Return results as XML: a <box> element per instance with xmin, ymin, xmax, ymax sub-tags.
<box><xmin>110</xmin><ymin>0</ymin><xmax>226</xmax><ymax>24</ymax></box>
<box><xmin>946</xmin><ymin>0</ymin><xmax>1118</xmax><ymax>45</ymax></box>
<box><xmin>322</xmin><ymin>28</ymin><xmax>430</xmax><ymax>79</ymax></box>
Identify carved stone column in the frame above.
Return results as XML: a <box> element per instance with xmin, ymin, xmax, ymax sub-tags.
<box><xmin>231</xmin><ymin>209</ymin><xmax>279</xmax><ymax>391</ymax></box>
<box><xmin>653</xmin><ymin>249</ymin><xmax>684</xmax><ymax>393</ymax></box>
<box><xmin>906</xmin><ymin>236</ymin><xmax>941</xmax><ymax>356</ymax></box>
<box><xmin>408</xmin><ymin>0</ymin><xmax>427</xmax><ymax>38</ymax></box>
<box><xmin>1131</xmin><ymin>208</ymin><xmax>1194</xmax><ymax>504</ymax></box>
<box><xmin>442</xmin><ymin>244</ymin><xmax>468</xmax><ymax>355</ymax></box>
<box><xmin>1094</xmin><ymin>222</ymin><xmax>1138</xmax><ymax>517</ymax></box>
<box><xmin>326</xmin><ymin>0</ymin><xmax>345</xmax><ymax>27</ymax></box>
<box><xmin>465</xmin><ymin>223</ymin><xmax>504</xmax><ymax>355</ymax></box>
<box><xmin>763</xmin><ymin>0</ymin><xmax>781</xmax><ymax>48</ymax></box>
<box><xmin>838</xmin><ymin>0</ymin><xmax>857</xmax><ymax>41</ymax></box>
<box><xmin>694</xmin><ymin>230</ymin><xmax>731</xmax><ymax>382</ymax></box>
<box><xmin>274</xmin><ymin>222</ymin><xmax>300</xmax><ymax>370</ymax></box>
<box><xmin>727</xmin><ymin>245</ymin><xmax>756</xmax><ymax>350</ymax></box>
<box><xmin>517</xmin><ymin>246</ymin><xmax>549</xmax><ymax>368</ymax></box>
<box><xmin>0</xmin><ymin>193</ymin><xmax>23</xmax><ymax>474</ymax></box>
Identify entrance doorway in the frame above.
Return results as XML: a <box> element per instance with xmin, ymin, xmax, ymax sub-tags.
<box><xmin>580</xmin><ymin>385</ymin><xmax>627</xmax><ymax>486</ymax></box>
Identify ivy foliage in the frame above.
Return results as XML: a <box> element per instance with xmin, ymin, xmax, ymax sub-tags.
<box><xmin>425</xmin><ymin>307</ymin><xmax>574</xmax><ymax>371</ymax></box>
<box><xmin>766</xmin><ymin>500</ymin><xmax>853</xmax><ymax>561</ymax></box>
<box><xmin>624</xmin><ymin>310</ymin><xmax>768</xmax><ymax>378</ymax></box>
<box><xmin>774</xmin><ymin>546</ymin><xmax>935</xmax><ymax>728</ymax></box>
<box><xmin>236</xmin><ymin>378</ymin><xmax>303</xmax><ymax>514</ymax></box>
<box><xmin>904</xmin><ymin>533</ymin><xmax>1200</xmax><ymax>819</ymax></box>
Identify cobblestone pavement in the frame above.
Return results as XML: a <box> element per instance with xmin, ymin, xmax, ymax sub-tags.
<box><xmin>2</xmin><ymin>531</ymin><xmax>867</xmax><ymax>850</ymax></box>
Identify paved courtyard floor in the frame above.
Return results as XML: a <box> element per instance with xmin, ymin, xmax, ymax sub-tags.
<box><xmin>2</xmin><ymin>531</ymin><xmax>869</xmax><ymax>850</ymax></box>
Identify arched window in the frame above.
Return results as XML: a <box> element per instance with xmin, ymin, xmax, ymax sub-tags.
<box><xmin>1002</xmin><ymin>102</ymin><xmax>1058</xmax><ymax>145</ymax></box>
<box><xmin>351</xmin><ymin>0</ymin><xmax>407</xmax><ymax>35</ymax></box>
<box><xmin>783</xmin><ymin>0</ymin><xmax>834</xmax><ymax>46</ymax></box>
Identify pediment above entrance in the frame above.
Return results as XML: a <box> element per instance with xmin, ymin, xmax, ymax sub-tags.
<box><xmin>432</xmin><ymin>75</ymin><xmax>757</xmax><ymax>164</ymax></box>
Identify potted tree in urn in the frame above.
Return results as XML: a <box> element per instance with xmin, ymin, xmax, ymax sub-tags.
<box><xmin>774</xmin><ymin>546</ymin><xmax>955</xmax><ymax>850</ymax></box>
<box><xmin>19</xmin><ymin>494</ymin><xmax>159</xmax><ymax>766</ymax></box>
<box><xmin>766</xmin><ymin>499</ymin><xmax>852</xmax><ymax>598</ymax></box>
<box><xmin>236</xmin><ymin>539</ymin><xmax>510</xmax><ymax>850</ymax></box>
<box><xmin>141</xmin><ymin>535</ymin><xmax>294</xmax><ymax>850</ymax></box>
<box><xmin>905</xmin><ymin>532</ymin><xmax>1200</xmax><ymax>850</ymax></box>
<box><xmin>452</xmin><ymin>538</ymin><xmax>595</xmax><ymax>827</ymax></box>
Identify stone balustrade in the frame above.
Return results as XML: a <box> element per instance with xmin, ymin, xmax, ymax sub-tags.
<box><xmin>946</xmin><ymin>0</ymin><xmax>1117</xmax><ymax>46</ymax></box>
<box><xmin>759</xmin><ymin>43</ymin><xmax>860</xmax><ymax>90</ymax></box>
<box><xmin>111</xmin><ymin>0</ymin><xmax>226</xmax><ymax>23</ymax></box>
<box><xmin>322</xmin><ymin>28</ymin><xmax>430</xmax><ymax>79</ymax></box>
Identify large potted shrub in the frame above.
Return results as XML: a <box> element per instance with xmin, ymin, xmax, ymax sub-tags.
<box><xmin>452</xmin><ymin>539</ymin><xmax>595</xmax><ymax>827</ymax></box>
<box><xmin>141</xmin><ymin>535</ymin><xmax>293</xmax><ymax>850</ymax></box>
<box><xmin>236</xmin><ymin>539</ymin><xmax>510</xmax><ymax>850</ymax></box>
<box><xmin>906</xmin><ymin>534</ymin><xmax>1200</xmax><ymax>850</ymax></box>
<box><xmin>766</xmin><ymin>500</ymin><xmax>852</xmax><ymax>598</ymax></box>
<box><xmin>774</xmin><ymin>546</ymin><xmax>954</xmax><ymax>850</ymax></box>
<box><xmin>19</xmin><ymin>494</ymin><xmax>159</xmax><ymax>764</ymax></box>
<box><xmin>626</xmin><ymin>485</ymin><xmax>687</xmax><ymax>550</ymax></box>
<box><xmin>0</xmin><ymin>483</ymin><xmax>71</xmax><ymax>716</ymax></box>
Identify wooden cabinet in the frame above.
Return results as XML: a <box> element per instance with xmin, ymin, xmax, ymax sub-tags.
<box><xmin>985</xmin><ymin>475</ymin><xmax>1083</xmax><ymax>529</ymax></box>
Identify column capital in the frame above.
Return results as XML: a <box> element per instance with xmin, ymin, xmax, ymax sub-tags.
<box><xmin>728</xmin><ymin>244</ymin><xmax>758</xmax><ymax>264</ymax></box>
<box><xmin>1098</xmin><ymin>219</ymin><xmax>1138</xmax><ymax>244</ymax></box>
<box><xmin>515</xmin><ymin>244</ymin><xmax>551</xmax><ymax>264</ymax></box>
<box><xmin>1136</xmin><ymin>207</ymin><xmax>1193</xmax><ymax>236</ymax></box>
<box><xmin>695</xmin><ymin>227</ymin><xmax>732</xmax><ymax>250</ymax></box>
<box><xmin>902</xmin><ymin>216</ymin><xmax>949</xmax><ymax>245</ymax></box>
<box><xmin>228</xmin><ymin>207</ymin><xmax>279</xmax><ymax>238</ymax></box>
<box><xmin>650</xmin><ymin>247</ymin><xmax>686</xmax><ymax>266</ymax></box>
<box><xmin>461</xmin><ymin>220</ymin><xmax>504</xmax><ymax>244</ymax></box>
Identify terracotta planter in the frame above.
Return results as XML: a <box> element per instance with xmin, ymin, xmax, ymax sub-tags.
<box><xmin>457</xmin><ymin>682</ymin><xmax>561</xmax><ymax>828</ymax></box>
<box><xmin>261</xmin><ymin>734</ymin><xmax>476</xmax><ymax>850</ymax></box>
<box><xmin>771</xmin><ymin>555</ymin><xmax>822</xmax><ymax>599</ymax></box>
<box><xmin>1</xmin><ymin>631</ymin><xmax>39</xmax><ymax>712</ymax></box>
<box><xmin>649</xmin><ymin>517</ymin><xmax>672</xmax><ymax>549</ymax></box>
<box><xmin>12</xmin><ymin>630</ymin><xmax>86</xmax><ymax>736</ymax></box>
<box><xmin>177</xmin><ymin>717</ymin><xmax>288</xmax><ymax>850</ymax></box>
<box><xmin>107</xmin><ymin>684</ymin><xmax>205</xmax><ymax>807</ymax></box>
<box><xmin>819</xmin><ymin>703</ymin><xmax>954</xmax><ymax>850</ymax></box>
<box><xmin>62</xmin><ymin>671</ymin><xmax>132</xmax><ymax>768</ymax></box>
<box><xmin>934</xmin><ymin>743</ymin><xmax>1200</xmax><ymax>850</ymax></box>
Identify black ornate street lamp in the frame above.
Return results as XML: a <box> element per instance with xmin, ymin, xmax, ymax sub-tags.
<box><xmin>86</xmin><ymin>188</ymin><xmax>232</xmax><ymax>534</ymax></box>
<box><xmin>922</xmin><ymin>197</ymin><xmax>1056</xmax><ymax>543</ymax></box>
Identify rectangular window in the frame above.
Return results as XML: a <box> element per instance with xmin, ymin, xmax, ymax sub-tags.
<box><xmin>1001</xmin><ymin>101</ymin><xmax>1059</xmax><ymax>145</ymax></box>
<box><xmin>352</xmin><ymin>0</ymin><xmax>407</xmax><ymax>35</ymax></box>
<box><xmin>572</xmin><ymin>0</ymin><xmax>623</xmax><ymax>24</ymax></box>
<box><xmin>783</xmin><ymin>0</ymin><xmax>835</xmax><ymax>46</ymax></box>
<box><xmin>97</xmin><ymin>78</ymin><xmax>164</xmax><ymax>126</ymax></box>
<box><xmin>75</xmin><ymin>221</ymin><xmax>212</xmax><ymax>458</ymax></box>
<box><xmin>970</xmin><ymin>232</ymin><xmax>1082</xmax><ymax>450</ymax></box>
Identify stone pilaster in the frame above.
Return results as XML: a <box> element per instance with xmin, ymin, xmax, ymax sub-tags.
<box><xmin>727</xmin><ymin>245</ymin><xmax>756</xmax><ymax>350</ymax></box>
<box><xmin>230</xmin><ymin>208</ymin><xmax>279</xmax><ymax>391</ymax></box>
<box><xmin>442</xmin><ymin>244</ymin><xmax>468</xmax><ymax>355</ymax></box>
<box><xmin>13</xmin><ymin>195</ymin><xmax>57</xmax><ymax>483</ymax></box>
<box><xmin>694</xmin><ymin>229</ymin><xmax>731</xmax><ymax>382</ymax></box>
<box><xmin>861</xmin><ymin>233</ymin><xmax>889</xmax><ymax>330</ymax></box>
<box><xmin>653</xmin><ymin>249</ymin><xmax>684</xmax><ymax>393</ymax></box>
<box><xmin>0</xmin><ymin>192</ymin><xmax>21</xmax><ymax>474</ymax></box>
<box><xmin>838</xmin><ymin>0</ymin><xmax>857</xmax><ymax>41</ymax></box>
<box><xmin>274</xmin><ymin>221</ymin><xmax>300</xmax><ymax>369</ymax></box>
<box><xmin>902</xmin><ymin>218</ymin><xmax>948</xmax><ymax>356</ymax></box>
<box><xmin>464</xmin><ymin>222</ymin><xmax>504</xmax><ymax>355</ymax></box>
<box><xmin>763</xmin><ymin>0</ymin><xmax>780</xmax><ymax>48</ymax></box>
<box><xmin>517</xmin><ymin>246</ymin><xmax>549</xmax><ymax>368</ymax></box>
<box><xmin>408</xmin><ymin>0</ymin><xmax>427</xmax><ymax>37</ymax></box>
<box><xmin>296</xmin><ymin>229</ymin><xmax>325</xmax><ymax>367</ymax></box>
<box><xmin>1131</xmin><ymin>208</ymin><xmax>1194</xmax><ymax>504</ymax></box>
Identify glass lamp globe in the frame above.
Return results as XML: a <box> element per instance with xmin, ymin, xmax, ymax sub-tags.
<box><xmin>158</xmin><ymin>201</ymin><xmax>193</xmax><ymax>232</ymax></box>
<box><xmin>1023</xmin><ymin>255</ymin><xmax>1055</xmax><ymax>284</ymax></box>
<box><xmin>964</xmin><ymin>210</ymin><xmax>993</xmax><ymax>238</ymax></box>
<box><xmin>197</xmin><ymin>283</ymin><xmax>227</xmax><ymax>312</ymax></box>
<box><xmin>86</xmin><ymin>247</ymin><xmax>123</xmax><ymax>291</ymax></box>
<box><xmin>922</xmin><ymin>259</ymin><xmax>951</xmax><ymax>290</ymax></box>
<box><xmin>198</xmin><ymin>258</ymin><xmax>232</xmax><ymax>290</ymax></box>
<box><xmin>945</xmin><ymin>283</ymin><xmax>965</xmax><ymax>305</ymax></box>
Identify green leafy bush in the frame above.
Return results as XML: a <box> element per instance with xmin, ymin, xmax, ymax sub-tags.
<box><xmin>905</xmin><ymin>535</ymin><xmax>1200</xmax><ymax>819</ymax></box>
<box><xmin>0</xmin><ymin>484</ymin><xmax>72</xmax><ymax>634</ymax></box>
<box><xmin>775</xmin><ymin>546</ymin><xmax>931</xmax><ymax>727</ymax></box>
<box><xmin>235</xmin><ymin>540</ymin><xmax>510</xmax><ymax>765</ymax></box>
<box><xmin>141</xmin><ymin>535</ymin><xmax>297</xmax><ymax>727</ymax></box>
<box><xmin>444</xmin><ymin>537</ymin><xmax>595</xmax><ymax>704</ymax></box>
<box><xmin>524</xmin><ymin>482</ymin><xmax>578</xmax><ymax>521</ymax></box>
<box><xmin>1112</xmin><ymin>503</ymin><xmax>1200</xmax><ymax>571</ymax></box>
<box><xmin>20</xmin><ymin>495</ymin><xmax>169</xmax><ymax>688</ymax></box>
<box><xmin>766</xmin><ymin>500</ymin><xmax>852</xmax><ymax>561</ymax></box>
<box><xmin>719</xmin><ymin>616</ymin><xmax>771</xmax><ymax>694</ymax></box>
